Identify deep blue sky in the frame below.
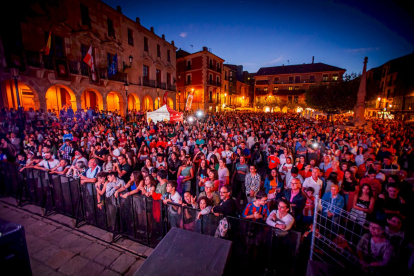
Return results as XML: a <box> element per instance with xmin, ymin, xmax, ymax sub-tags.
<box><xmin>104</xmin><ymin>0</ymin><xmax>414</xmax><ymax>75</ymax></box>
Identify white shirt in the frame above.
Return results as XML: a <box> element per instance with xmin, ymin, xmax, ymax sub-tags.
<box><xmin>266</xmin><ymin>210</ymin><xmax>294</xmax><ymax>231</ymax></box>
<box><xmin>221</xmin><ymin>150</ymin><xmax>233</xmax><ymax>164</ymax></box>
<box><xmin>303</xmin><ymin>176</ymin><xmax>323</xmax><ymax>196</ymax></box>
<box><xmin>38</xmin><ymin>159</ymin><xmax>59</xmax><ymax>169</ymax></box>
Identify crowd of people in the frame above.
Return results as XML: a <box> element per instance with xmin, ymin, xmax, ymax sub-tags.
<box><xmin>1</xmin><ymin>105</ymin><xmax>414</xmax><ymax>274</ymax></box>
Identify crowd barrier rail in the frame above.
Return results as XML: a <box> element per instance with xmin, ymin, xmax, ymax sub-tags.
<box><xmin>0</xmin><ymin>161</ymin><xmax>301</xmax><ymax>275</ymax></box>
<box><xmin>310</xmin><ymin>196</ymin><xmax>405</xmax><ymax>274</ymax></box>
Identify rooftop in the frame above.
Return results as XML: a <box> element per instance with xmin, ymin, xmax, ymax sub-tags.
<box><xmin>256</xmin><ymin>62</ymin><xmax>346</xmax><ymax>76</ymax></box>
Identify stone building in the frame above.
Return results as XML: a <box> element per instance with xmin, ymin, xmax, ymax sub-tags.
<box><xmin>0</xmin><ymin>0</ymin><xmax>177</xmax><ymax>115</ymax></box>
<box><xmin>176</xmin><ymin>47</ymin><xmax>224</xmax><ymax>111</ymax></box>
<box><xmin>254</xmin><ymin>60</ymin><xmax>346</xmax><ymax>112</ymax></box>
<box><xmin>365</xmin><ymin>52</ymin><xmax>414</xmax><ymax>120</ymax></box>
<box><xmin>223</xmin><ymin>64</ymin><xmax>250</xmax><ymax>108</ymax></box>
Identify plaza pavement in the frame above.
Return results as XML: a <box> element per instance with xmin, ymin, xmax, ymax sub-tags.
<box><xmin>0</xmin><ymin>197</ymin><xmax>153</xmax><ymax>276</ymax></box>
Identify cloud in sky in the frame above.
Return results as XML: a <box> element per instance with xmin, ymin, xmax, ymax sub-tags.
<box><xmin>264</xmin><ymin>55</ymin><xmax>283</xmax><ymax>65</ymax></box>
<box><xmin>179</xmin><ymin>32</ymin><xmax>188</xmax><ymax>38</ymax></box>
<box><xmin>346</xmin><ymin>47</ymin><xmax>380</xmax><ymax>53</ymax></box>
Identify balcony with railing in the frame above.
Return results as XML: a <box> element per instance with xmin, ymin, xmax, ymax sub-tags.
<box><xmin>69</xmin><ymin>60</ymin><xmax>89</xmax><ymax>76</ymax></box>
<box><xmin>185</xmin><ymin>80</ymin><xmax>192</xmax><ymax>85</ymax></box>
<box><xmin>167</xmin><ymin>84</ymin><xmax>176</xmax><ymax>91</ymax></box>
<box><xmin>255</xmin><ymin>88</ymin><xmax>268</xmax><ymax>96</ymax></box>
<box><xmin>100</xmin><ymin>70</ymin><xmax>127</xmax><ymax>83</ymax></box>
<box><xmin>255</xmin><ymin>80</ymin><xmax>269</xmax><ymax>85</ymax></box>
<box><xmin>208</xmin><ymin>65</ymin><xmax>221</xmax><ymax>72</ymax></box>
<box><xmin>207</xmin><ymin>80</ymin><xmax>221</xmax><ymax>87</ymax></box>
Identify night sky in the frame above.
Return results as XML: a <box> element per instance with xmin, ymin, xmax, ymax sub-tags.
<box><xmin>104</xmin><ymin>0</ymin><xmax>414</xmax><ymax>75</ymax></box>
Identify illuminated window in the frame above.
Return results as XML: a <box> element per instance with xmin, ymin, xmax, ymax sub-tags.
<box><xmin>294</xmin><ymin>86</ymin><xmax>299</xmax><ymax>90</ymax></box>
<box><xmin>273</xmin><ymin>87</ymin><xmax>279</xmax><ymax>91</ymax></box>
<box><xmin>332</xmin><ymin>74</ymin><xmax>338</xmax><ymax>81</ymax></box>
<box><xmin>288</xmin><ymin>86</ymin><xmax>293</xmax><ymax>90</ymax></box>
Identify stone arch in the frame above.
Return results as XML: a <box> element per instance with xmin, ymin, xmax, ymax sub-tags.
<box><xmin>127</xmin><ymin>93</ymin><xmax>140</xmax><ymax>111</ymax></box>
<box><xmin>142</xmin><ymin>95</ymin><xmax>154</xmax><ymax>111</ymax></box>
<box><xmin>263</xmin><ymin>106</ymin><xmax>270</xmax><ymax>113</ymax></box>
<box><xmin>81</xmin><ymin>88</ymin><xmax>103</xmax><ymax>111</ymax></box>
<box><xmin>274</xmin><ymin>106</ymin><xmax>281</xmax><ymax>112</ymax></box>
<box><xmin>0</xmin><ymin>79</ymin><xmax>41</xmax><ymax>111</ymax></box>
<box><xmin>107</xmin><ymin>91</ymin><xmax>125</xmax><ymax>116</ymax></box>
<box><xmin>282</xmin><ymin>106</ymin><xmax>288</xmax><ymax>113</ymax></box>
<box><xmin>166</xmin><ymin>97</ymin><xmax>174</xmax><ymax>109</ymax></box>
<box><xmin>45</xmin><ymin>84</ymin><xmax>77</xmax><ymax>112</ymax></box>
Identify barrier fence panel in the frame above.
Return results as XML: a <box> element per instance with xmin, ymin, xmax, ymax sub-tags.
<box><xmin>117</xmin><ymin>194</ymin><xmax>136</xmax><ymax>241</ymax></box>
<box><xmin>0</xmin><ymin>162</ymin><xmax>24</xmax><ymax>200</ymax></box>
<box><xmin>200</xmin><ymin>212</ymin><xmax>221</xmax><ymax>236</ymax></box>
<box><xmin>226</xmin><ymin>217</ymin><xmax>274</xmax><ymax>275</ymax></box>
<box><xmin>132</xmin><ymin>195</ymin><xmax>149</xmax><ymax>244</ymax></box>
<box><xmin>49</xmin><ymin>175</ymin><xmax>81</xmax><ymax>218</ymax></box>
<box><xmin>80</xmin><ymin>183</ymin><xmax>117</xmax><ymax>232</ymax></box>
<box><xmin>146</xmin><ymin>197</ymin><xmax>163</xmax><ymax>246</ymax></box>
<box><xmin>115</xmin><ymin>194</ymin><xmax>164</xmax><ymax>247</ymax></box>
<box><xmin>310</xmin><ymin>197</ymin><xmax>403</xmax><ymax>274</ymax></box>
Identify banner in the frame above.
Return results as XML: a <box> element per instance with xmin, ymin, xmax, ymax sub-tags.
<box><xmin>108</xmin><ymin>53</ymin><xmax>118</xmax><ymax>78</ymax></box>
<box><xmin>163</xmin><ymin>91</ymin><xmax>168</xmax><ymax>105</ymax></box>
<box><xmin>185</xmin><ymin>90</ymin><xmax>194</xmax><ymax>111</ymax></box>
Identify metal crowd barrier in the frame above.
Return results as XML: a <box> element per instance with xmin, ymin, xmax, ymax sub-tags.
<box><xmin>310</xmin><ymin>197</ymin><xmax>405</xmax><ymax>274</ymax></box>
<box><xmin>0</xmin><ymin>161</ymin><xmax>302</xmax><ymax>275</ymax></box>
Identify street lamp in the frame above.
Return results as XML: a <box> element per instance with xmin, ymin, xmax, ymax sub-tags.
<box><xmin>10</xmin><ymin>68</ymin><xmax>21</xmax><ymax>109</ymax></box>
<box><xmin>123</xmin><ymin>55</ymin><xmax>134</xmax><ymax>72</ymax></box>
<box><xmin>124</xmin><ymin>82</ymin><xmax>129</xmax><ymax>120</ymax></box>
<box><xmin>178</xmin><ymin>90</ymin><xmax>181</xmax><ymax>111</ymax></box>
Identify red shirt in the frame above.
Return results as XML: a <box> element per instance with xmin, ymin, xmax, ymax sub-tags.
<box><xmin>325</xmin><ymin>168</ymin><xmax>344</xmax><ymax>183</ymax></box>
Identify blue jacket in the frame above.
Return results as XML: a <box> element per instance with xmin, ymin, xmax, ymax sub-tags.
<box><xmin>264</xmin><ymin>177</ymin><xmax>283</xmax><ymax>194</ymax></box>
<box><xmin>321</xmin><ymin>192</ymin><xmax>345</xmax><ymax>217</ymax></box>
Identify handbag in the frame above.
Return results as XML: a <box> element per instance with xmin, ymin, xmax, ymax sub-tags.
<box><xmin>214</xmin><ymin>217</ymin><xmax>229</xmax><ymax>238</ymax></box>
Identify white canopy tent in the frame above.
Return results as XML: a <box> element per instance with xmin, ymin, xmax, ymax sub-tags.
<box><xmin>146</xmin><ymin>104</ymin><xmax>170</xmax><ymax>123</ymax></box>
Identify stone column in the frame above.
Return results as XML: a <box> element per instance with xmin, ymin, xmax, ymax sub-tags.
<box><xmin>354</xmin><ymin>57</ymin><xmax>368</xmax><ymax>126</ymax></box>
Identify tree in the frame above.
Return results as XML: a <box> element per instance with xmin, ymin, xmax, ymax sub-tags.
<box><xmin>305</xmin><ymin>73</ymin><xmax>360</xmax><ymax>114</ymax></box>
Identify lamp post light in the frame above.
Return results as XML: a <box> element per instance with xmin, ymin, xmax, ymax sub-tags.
<box><xmin>10</xmin><ymin>68</ymin><xmax>21</xmax><ymax>109</ymax></box>
<box><xmin>123</xmin><ymin>55</ymin><xmax>133</xmax><ymax>72</ymax></box>
<box><xmin>178</xmin><ymin>90</ymin><xmax>181</xmax><ymax>111</ymax></box>
<box><xmin>124</xmin><ymin>82</ymin><xmax>129</xmax><ymax>120</ymax></box>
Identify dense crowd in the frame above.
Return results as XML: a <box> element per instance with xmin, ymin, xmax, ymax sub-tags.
<box><xmin>1</xmin><ymin>106</ymin><xmax>414</xmax><ymax>274</ymax></box>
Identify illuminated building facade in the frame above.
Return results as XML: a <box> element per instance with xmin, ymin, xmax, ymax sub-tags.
<box><xmin>254</xmin><ymin>60</ymin><xmax>346</xmax><ymax>112</ymax></box>
<box><xmin>176</xmin><ymin>47</ymin><xmax>224</xmax><ymax>111</ymax></box>
<box><xmin>0</xmin><ymin>0</ymin><xmax>177</xmax><ymax>115</ymax></box>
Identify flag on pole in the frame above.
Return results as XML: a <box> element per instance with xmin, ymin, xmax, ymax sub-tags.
<box><xmin>41</xmin><ymin>31</ymin><xmax>52</xmax><ymax>55</ymax></box>
<box><xmin>83</xmin><ymin>45</ymin><xmax>96</xmax><ymax>81</ymax></box>
<box><xmin>108</xmin><ymin>53</ymin><xmax>118</xmax><ymax>78</ymax></box>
